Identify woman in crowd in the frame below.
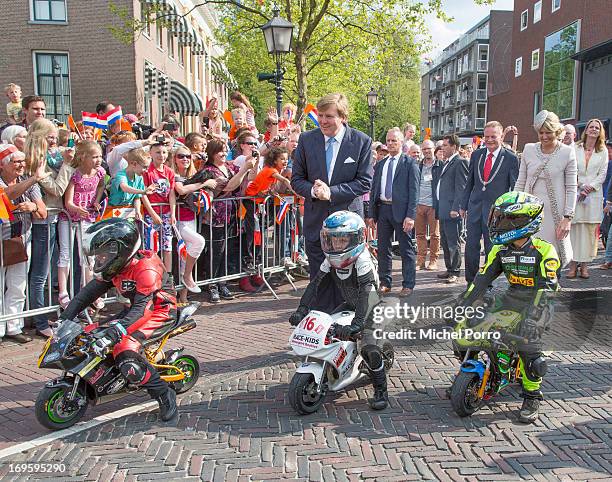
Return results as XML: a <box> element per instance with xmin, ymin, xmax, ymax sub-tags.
<box><xmin>25</xmin><ymin>118</ymin><xmax>76</xmax><ymax>334</ymax></box>
<box><xmin>170</xmin><ymin>146</ymin><xmax>215</xmax><ymax>302</ymax></box>
<box><xmin>434</xmin><ymin>145</ymin><xmax>444</xmax><ymax>162</ymax></box>
<box><xmin>568</xmin><ymin>119</ymin><xmax>608</xmax><ymax>278</ymax></box>
<box><xmin>201</xmin><ymin>139</ymin><xmax>255</xmax><ymax>303</ymax></box>
<box><xmin>0</xmin><ymin>145</ymin><xmax>47</xmax><ymax>341</ymax></box>
<box><xmin>200</xmin><ymin>97</ymin><xmax>223</xmax><ymax>138</ymax></box>
<box><xmin>515</xmin><ymin>110</ymin><xmax>577</xmax><ymax>267</ymax></box>
<box><xmin>1</xmin><ymin>125</ymin><xmax>27</xmax><ymax>151</ymax></box>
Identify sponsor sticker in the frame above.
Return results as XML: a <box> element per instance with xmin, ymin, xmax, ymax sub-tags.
<box><xmin>501</xmin><ymin>256</ymin><xmax>516</xmax><ymax>264</ymax></box>
<box><xmin>508</xmin><ymin>274</ymin><xmax>534</xmax><ymax>287</ymax></box>
<box><xmin>545</xmin><ymin>259</ymin><xmax>560</xmax><ymax>271</ymax></box>
<box><xmin>333</xmin><ymin>347</ymin><xmax>347</xmax><ymax>367</ymax></box>
<box><xmin>520</xmin><ymin>256</ymin><xmax>536</xmax><ymax>263</ymax></box>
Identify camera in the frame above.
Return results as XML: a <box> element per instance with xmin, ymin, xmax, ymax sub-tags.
<box><xmin>155</xmin><ymin>135</ymin><xmax>166</xmax><ymax>144</ymax></box>
<box><xmin>131</xmin><ymin>122</ymin><xmax>155</xmax><ymax>140</ymax></box>
<box><xmin>252</xmin><ymin>150</ymin><xmax>259</xmax><ymax>158</ymax></box>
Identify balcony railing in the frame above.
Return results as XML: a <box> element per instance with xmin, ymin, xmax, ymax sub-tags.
<box><xmin>460</xmin><ymin>119</ymin><xmax>473</xmax><ymax>131</ymax></box>
<box><xmin>477</xmin><ymin>60</ymin><xmax>488</xmax><ymax>71</ymax></box>
<box><xmin>476</xmin><ymin>89</ymin><xmax>487</xmax><ymax>101</ymax></box>
<box><xmin>475</xmin><ymin>118</ymin><xmax>486</xmax><ymax>130</ymax></box>
<box><xmin>460</xmin><ymin>91</ymin><xmax>474</xmax><ymax>103</ymax></box>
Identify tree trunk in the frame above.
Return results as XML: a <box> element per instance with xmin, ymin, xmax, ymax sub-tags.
<box><xmin>294</xmin><ymin>45</ymin><xmax>308</xmax><ymax>120</ymax></box>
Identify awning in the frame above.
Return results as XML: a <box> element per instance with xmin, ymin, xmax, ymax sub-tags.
<box><xmin>169</xmin><ymin>80</ymin><xmax>203</xmax><ymax>115</ymax></box>
<box><xmin>571</xmin><ymin>39</ymin><xmax>612</xmax><ymax>62</ymax></box>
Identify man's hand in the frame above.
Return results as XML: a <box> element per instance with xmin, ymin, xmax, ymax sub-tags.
<box><xmin>366</xmin><ymin>218</ymin><xmax>375</xmax><ymax>229</ymax></box>
<box><xmin>459</xmin><ymin>209</ymin><xmax>466</xmax><ymax>219</ymax></box>
<box><xmin>333</xmin><ymin>324</ymin><xmax>361</xmax><ymax>341</ymax></box>
<box><xmin>289</xmin><ymin>306</ymin><xmax>309</xmax><ymax>326</ymax></box>
<box><xmin>450</xmin><ymin>210</ymin><xmax>460</xmax><ymax>219</ymax></box>
<box><xmin>403</xmin><ymin>217</ymin><xmax>414</xmax><ymax>233</ymax></box>
<box><xmin>604</xmin><ymin>203</ymin><xmax>612</xmax><ymax>215</ymax></box>
<box><xmin>313</xmin><ymin>180</ymin><xmax>331</xmax><ymax>201</ymax></box>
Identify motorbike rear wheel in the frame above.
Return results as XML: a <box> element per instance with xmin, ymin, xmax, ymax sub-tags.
<box><xmin>35</xmin><ymin>384</ymin><xmax>89</xmax><ymax>431</ymax></box>
<box><xmin>289</xmin><ymin>373</ymin><xmax>326</xmax><ymax>415</ymax></box>
<box><xmin>450</xmin><ymin>371</ymin><xmax>484</xmax><ymax>417</ymax></box>
<box><xmin>169</xmin><ymin>354</ymin><xmax>201</xmax><ymax>394</ymax></box>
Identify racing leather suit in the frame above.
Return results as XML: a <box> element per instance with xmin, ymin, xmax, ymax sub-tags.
<box><xmin>458</xmin><ymin>237</ymin><xmax>560</xmax><ymax>398</ymax></box>
<box><xmin>60</xmin><ymin>250</ymin><xmax>177</xmax><ymax>398</ymax></box>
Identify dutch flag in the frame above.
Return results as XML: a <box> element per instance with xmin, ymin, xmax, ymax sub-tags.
<box><xmin>147</xmin><ymin>227</ymin><xmax>159</xmax><ymax>252</ymax></box>
<box><xmin>196</xmin><ymin>190</ymin><xmax>211</xmax><ymax>214</ymax></box>
<box><xmin>276</xmin><ymin>198</ymin><xmax>290</xmax><ymax>225</ymax></box>
<box><xmin>304</xmin><ymin>103</ymin><xmax>319</xmax><ymax>127</ymax></box>
<box><xmin>177</xmin><ymin>238</ymin><xmax>187</xmax><ymax>260</ymax></box>
<box><xmin>101</xmin><ymin>105</ymin><xmax>123</xmax><ymax>126</ymax></box>
<box><xmin>82</xmin><ymin>112</ymin><xmax>108</xmax><ymax>130</ymax></box>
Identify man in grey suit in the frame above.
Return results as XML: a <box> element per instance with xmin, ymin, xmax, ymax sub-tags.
<box><xmin>435</xmin><ymin>135</ymin><xmax>469</xmax><ymax>283</ymax></box>
<box><xmin>291</xmin><ymin>93</ymin><xmax>372</xmax><ymax>311</ymax></box>
<box><xmin>459</xmin><ymin>121</ymin><xmax>519</xmax><ymax>283</ymax></box>
<box><xmin>367</xmin><ymin>128</ymin><xmax>420</xmax><ymax>297</ymax></box>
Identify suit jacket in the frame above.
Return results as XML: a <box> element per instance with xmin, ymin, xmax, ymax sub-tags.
<box><xmin>369</xmin><ymin>154</ymin><xmax>420</xmax><ymax>224</ymax></box>
<box><xmin>460</xmin><ymin>147</ymin><xmax>519</xmax><ymax>224</ymax></box>
<box><xmin>436</xmin><ymin>154</ymin><xmax>469</xmax><ymax>221</ymax></box>
<box><xmin>420</xmin><ymin>159</ymin><xmax>443</xmax><ymax>213</ymax></box>
<box><xmin>291</xmin><ymin>125</ymin><xmax>372</xmax><ymax>241</ymax></box>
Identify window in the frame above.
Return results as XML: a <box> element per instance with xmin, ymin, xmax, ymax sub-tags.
<box><xmin>552</xmin><ymin>0</ymin><xmax>561</xmax><ymax>12</ymax></box>
<box><xmin>534</xmin><ymin>1</ymin><xmax>542</xmax><ymax>23</ymax></box>
<box><xmin>543</xmin><ymin>21</ymin><xmax>579</xmax><ymax>119</ymax></box>
<box><xmin>34</xmin><ymin>52</ymin><xmax>71</xmax><ymax>122</ymax></box>
<box><xmin>156</xmin><ymin>20</ymin><xmax>163</xmax><ymax>49</ymax></box>
<box><xmin>178</xmin><ymin>45</ymin><xmax>185</xmax><ymax>67</ymax></box>
<box><xmin>167</xmin><ymin>30</ymin><xmax>175</xmax><ymax>59</ymax></box>
<box><xmin>31</xmin><ymin>0</ymin><xmax>67</xmax><ymax>22</ymax></box>
<box><xmin>515</xmin><ymin>57</ymin><xmax>523</xmax><ymax>77</ymax></box>
<box><xmin>520</xmin><ymin>10</ymin><xmax>528</xmax><ymax>31</ymax></box>
<box><xmin>140</xmin><ymin>4</ymin><xmax>151</xmax><ymax>38</ymax></box>
<box><xmin>531</xmin><ymin>49</ymin><xmax>540</xmax><ymax>70</ymax></box>
<box><xmin>533</xmin><ymin>91</ymin><xmax>540</xmax><ymax>119</ymax></box>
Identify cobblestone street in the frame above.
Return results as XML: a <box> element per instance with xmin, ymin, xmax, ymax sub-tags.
<box><xmin>0</xmin><ymin>261</ymin><xmax>610</xmax><ymax>481</ymax></box>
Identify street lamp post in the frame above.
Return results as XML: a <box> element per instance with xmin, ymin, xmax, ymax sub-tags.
<box><xmin>367</xmin><ymin>88</ymin><xmax>378</xmax><ymax>139</ymax></box>
<box><xmin>261</xmin><ymin>6</ymin><xmax>294</xmax><ymax>117</ymax></box>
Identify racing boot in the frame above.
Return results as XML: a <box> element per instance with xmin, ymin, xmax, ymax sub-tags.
<box><xmin>518</xmin><ymin>390</ymin><xmax>542</xmax><ymax>424</ymax></box>
<box><xmin>155</xmin><ymin>387</ymin><xmax>178</xmax><ymax>422</ymax></box>
<box><xmin>368</xmin><ymin>365</ymin><xmax>389</xmax><ymax>410</ymax></box>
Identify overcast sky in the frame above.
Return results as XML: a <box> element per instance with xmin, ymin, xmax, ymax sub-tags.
<box><xmin>424</xmin><ymin>0</ymin><xmax>514</xmax><ymax>57</ymax></box>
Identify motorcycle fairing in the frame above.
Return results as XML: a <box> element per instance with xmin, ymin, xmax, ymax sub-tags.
<box><xmin>460</xmin><ymin>359</ymin><xmax>486</xmax><ymax>378</ymax></box>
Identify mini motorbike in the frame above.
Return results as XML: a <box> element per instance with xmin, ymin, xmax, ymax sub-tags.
<box><xmin>35</xmin><ymin>303</ymin><xmax>201</xmax><ymax>430</ymax></box>
<box><xmin>450</xmin><ymin>309</ymin><xmax>529</xmax><ymax>417</ymax></box>
<box><xmin>288</xmin><ymin>310</ymin><xmax>394</xmax><ymax>415</ymax></box>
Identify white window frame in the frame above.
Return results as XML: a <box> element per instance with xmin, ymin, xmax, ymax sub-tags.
<box><xmin>520</xmin><ymin>10</ymin><xmax>529</xmax><ymax>31</ymax></box>
<box><xmin>552</xmin><ymin>0</ymin><xmax>561</xmax><ymax>13</ymax></box>
<box><xmin>30</xmin><ymin>0</ymin><xmax>67</xmax><ymax>23</ymax></box>
<box><xmin>140</xmin><ymin>2</ymin><xmax>151</xmax><ymax>39</ymax></box>
<box><xmin>156</xmin><ymin>20</ymin><xmax>164</xmax><ymax>50</ymax></box>
<box><xmin>534</xmin><ymin>1</ymin><xmax>542</xmax><ymax>23</ymax></box>
<box><xmin>531</xmin><ymin>49</ymin><xmax>540</xmax><ymax>70</ymax></box>
<box><xmin>32</xmin><ymin>50</ymin><xmax>72</xmax><ymax>121</ymax></box>
<box><xmin>515</xmin><ymin>57</ymin><xmax>523</xmax><ymax>77</ymax></box>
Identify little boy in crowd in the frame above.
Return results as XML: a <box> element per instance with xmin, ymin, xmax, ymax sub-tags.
<box><xmin>4</xmin><ymin>83</ymin><xmax>22</xmax><ymax>124</ymax></box>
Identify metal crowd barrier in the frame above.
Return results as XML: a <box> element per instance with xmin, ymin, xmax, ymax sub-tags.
<box><xmin>0</xmin><ymin>196</ymin><xmax>304</xmax><ymax>325</ymax></box>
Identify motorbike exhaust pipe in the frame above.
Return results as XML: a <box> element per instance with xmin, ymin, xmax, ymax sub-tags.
<box><xmin>167</xmin><ymin>320</ymin><xmax>196</xmax><ymax>339</ymax></box>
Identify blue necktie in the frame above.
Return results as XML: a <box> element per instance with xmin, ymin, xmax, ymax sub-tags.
<box><xmin>325</xmin><ymin>137</ymin><xmax>336</xmax><ymax>178</ymax></box>
<box><xmin>384</xmin><ymin>156</ymin><xmax>395</xmax><ymax>199</ymax></box>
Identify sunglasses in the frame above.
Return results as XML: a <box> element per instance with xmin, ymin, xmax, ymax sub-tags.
<box><xmin>176</xmin><ymin>153</ymin><xmax>192</xmax><ymax>159</ymax></box>
<box><xmin>242</xmin><ymin>142</ymin><xmax>258</xmax><ymax>146</ymax></box>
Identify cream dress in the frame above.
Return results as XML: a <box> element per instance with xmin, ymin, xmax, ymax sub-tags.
<box><xmin>515</xmin><ymin>142</ymin><xmax>577</xmax><ymax>266</ymax></box>
<box><xmin>570</xmin><ymin>145</ymin><xmax>608</xmax><ymax>262</ymax></box>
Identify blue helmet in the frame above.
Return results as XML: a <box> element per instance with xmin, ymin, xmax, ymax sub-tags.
<box><xmin>320</xmin><ymin>211</ymin><xmax>366</xmax><ymax>269</ymax></box>
<box><xmin>488</xmin><ymin>191</ymin><xmax>544</xmax><ymax>245</ymax></box>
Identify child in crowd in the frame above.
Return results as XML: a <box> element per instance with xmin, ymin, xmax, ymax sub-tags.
<box><xmin>230</xmin><ymin>91</ymin><xmax>257</xmax><ymax>132</ymax></box>
<box><xmin>4</xmin><ymin>83</ymin><xmax>22</xmax><ymax>124</ymax></box>
<box><xmin>108</xmin><ymin>148</ymin><xmax>156</xmax><ymax>220</ymax></box>
<box><xmin>184</xmin><ymin>132</ymin><xmax>207</xmax><ymax>170</ymax></box>
<box><xmin>57</xmin><ymin>141</ymin><xmax>106</xmax><ymax>309</ymax></box>
<box><xmin>242</xmin><ymin>147</ymin><xmax>292</xmax><ymax>271</ymax></box>
<box><xmin>143</xmin><ymin>141</ymin><xmax>176</xmax><ymax>272</ymax></box>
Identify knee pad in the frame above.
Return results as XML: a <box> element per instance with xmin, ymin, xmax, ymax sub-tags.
<box><xmin>361</xmin><ymin>344</ymin><xmax>383</xmax><ymax>370</ymax></box>
<box><xmin>118</xmin><ymin>357</ymin><xmax>149</xmax><ymax>385</ymax></box>
<box><xmin>527</xmin><ymin>356</ymin><xmax>548</xmax><ymax>379</ymax></box>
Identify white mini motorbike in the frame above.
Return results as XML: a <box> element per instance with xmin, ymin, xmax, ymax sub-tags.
<box><xmin>288</xmin><ymin>310</ymin><xmax>394</xmax><ymax>414</ymax></box>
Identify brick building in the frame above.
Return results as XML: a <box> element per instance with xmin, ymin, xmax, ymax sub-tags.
<box><xmin>0</xmin><ymin>0</ymin><xmax>234</xmax><ymax>131</ymax></box>
<box><xmin>420</xmin><ymin>11</ymin><xmax>513</xmax><ymax>142</ymax></box>
<box><xmin>488</xmin><ymin>0</ymin><xmax>612</xmax><ymax>146</ymax></box>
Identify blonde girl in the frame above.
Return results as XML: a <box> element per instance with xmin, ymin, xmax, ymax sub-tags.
<box><xmin>57</xmin><ymin>141</ymin><xmax>106</xmax><ymax>309</ymax></box>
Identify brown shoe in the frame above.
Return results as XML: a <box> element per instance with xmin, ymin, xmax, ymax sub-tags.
<box><xmin>579</xmin><ymin>264</ymin><xmax>590</xmax><ymax>279</ymax></box>
<box><xmin>446</xmin><ymin>275</ymin><xmax>459</xmax><ymax>284</ymax></box>
<box><xmin>379</xmin><ymin>285</ymin><xmax>391</xmax><ymax>294</ymax></box>
<box><xmin>566</xmin><ymin>261</ymin><xmax>577</xmax><ymax>279</ymax></box>
<box><xmin>598</xmin><ymin>262</ymin><xmax>612</xmax><ymax>270</ymax></box>
<box><xmin>399</xmin><ymin>288</ymin><xmax>413</xmax><ymax>297</ymax></box>
<box><xmin>416</xmin><ymin>264</ymin><xmax>426</xmax><ymax>271</ymax></box>
<box><xmin>426</xmin><ymin>262</ymin><xmax>439</xmax><ymax>271</ymax></box>
<box><xmin>6</xmin><ymin>333</ymin><xmax>32</xmax><ymax>344</ymax></box>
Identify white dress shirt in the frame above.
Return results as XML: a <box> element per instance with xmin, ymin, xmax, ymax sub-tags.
<box><xmin>436</xmin><ymin>152</ymin><xmax>458</xmax><ymax>200</ymax></box>
<box><xmin>323</xmin><ymin>123</ymin><xmax>347</xmax><ymax>183</ymax></box>
<box><xmin>483</xmin><ymin>145</ymin><xmax>502</xmax><ymax>169</ymax></box>
<box><xmin>379</xmin><ymin>154</ymin><xmax>400</xmax><ymax>201</ymax></box>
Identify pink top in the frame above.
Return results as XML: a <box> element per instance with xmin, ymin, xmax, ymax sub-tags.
<box><xmin>61</xmin><ymin>167</ymin><xmax>105</xmax><ymax>222</ymax></box>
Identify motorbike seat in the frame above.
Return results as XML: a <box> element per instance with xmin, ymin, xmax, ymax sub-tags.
<box><xmin>141</xmin><ymin>302</ymin><xmax>200</xmax><ymax>346</ymax></box>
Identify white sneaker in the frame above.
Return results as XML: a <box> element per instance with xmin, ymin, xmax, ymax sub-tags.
<box><xmin>296</xmin><ymin>254</ymin><xmax>309</xmax><ymax>267</ymax></box>
<box><xmin>283</xmin><ymin>257</ymin><xmax>296</xmax><ymax>269</ymax></box>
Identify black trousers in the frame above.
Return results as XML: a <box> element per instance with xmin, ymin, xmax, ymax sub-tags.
<box><xmin>376</xmin><ymin>204</ymin><xmax>416</xmax><ymax>289</ymax></box>
<box><xmin>440</xmin><ymin>218</ymin><xmax>463</xmax><ymax>275</ymax></box>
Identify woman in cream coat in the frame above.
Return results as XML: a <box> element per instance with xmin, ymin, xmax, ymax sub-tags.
<box><xmin>568</xmin><ymin>119</ymin><xmax>608</xmax><ymax>278</ymax></box>
<box><xmin>515</xmin><ymin>111</ymin><xmax>577</xmax><ymax>267</ymax></box>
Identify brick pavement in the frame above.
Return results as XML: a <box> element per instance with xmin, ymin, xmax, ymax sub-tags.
<box><xmin>0</xmin><ymin>255</ymin><xmax>610</xmax><ymax>480</ymax></box>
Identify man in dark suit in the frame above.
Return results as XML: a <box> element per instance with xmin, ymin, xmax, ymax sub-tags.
<box><xmin>435</xmin><ymin>135</ymin><xmax>468</xmax><ymax>284</ymax></box>
<box><xmin>367</xmin><ymin>128</ymin><xmax>420</xmax><ymax>297</ymax></box>
<box><xmin>459</xmin><ymin>121</ymin><xmax>519</xmax><ymax>283</ymax></box>
<box><xmin>291</xmin><ymin>93</ymin><xmax>372</xmax><ymax>311</ymax></box>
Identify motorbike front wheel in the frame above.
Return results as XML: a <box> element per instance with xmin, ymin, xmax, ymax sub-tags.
<box><xmin>169</xmin><ymin>354</ymin><xmax>201</xmax><ymax>394</ymax></box>
<box><xmin>289</xmin><ymin>373</ymin><xmax>326</xmax><ymax>415</ymax></box>
<box><xmin>450</xmin><ymin>371</ymin><xmax>484</xmax><ymax>417</ymax></box>
<box><xmin>35</xmin><ymin>384</ymin><xmax>89</xmax><ymax>430</ymax></box>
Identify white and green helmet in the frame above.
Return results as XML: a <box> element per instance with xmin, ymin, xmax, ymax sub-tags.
<box><xmin>488</xmin><ymin>191</ymin><xmax>544</xmax><ymax>245</ymax></box>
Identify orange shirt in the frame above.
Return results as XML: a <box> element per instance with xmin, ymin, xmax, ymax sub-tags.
<box><xmin>245</xmin><ymin>166</ymin><xmax>280</xmax><ymax>197</ymax></box>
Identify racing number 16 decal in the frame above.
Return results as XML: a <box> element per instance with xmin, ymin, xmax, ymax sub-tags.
<box><xmin>301</xmin><ymin>316</ymin><xmax>324</xmax><ymax>334</ymax></box>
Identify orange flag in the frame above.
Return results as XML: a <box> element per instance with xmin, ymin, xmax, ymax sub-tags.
<box><xmin>0</xmin><ymin>191</ymin><xmax>14</xmax><ymax>223</ymax></box>
<box><xmin>223</xmin><ymin>110</ymin><xmax>237</xmax><ymax>140</ymax></box>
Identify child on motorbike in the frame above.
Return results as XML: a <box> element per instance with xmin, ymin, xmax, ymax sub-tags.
<box><xmin>289</xmin><ymin>211</ymin><xmax>389</xmax><ymax>410</ymax></box>
<box><xmin>57</xmin><ymin>218</ymin><xmax>179</xmax><ymax>422</ymax></box>
<box><xmin>451</xmin><ymin>191</ymin><xmax>560</xmax><ymax>423</ymax></box>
